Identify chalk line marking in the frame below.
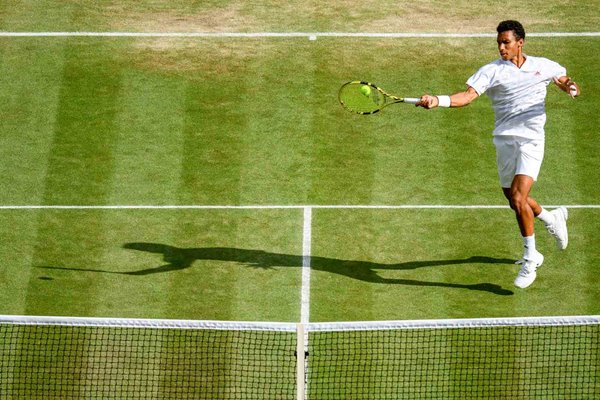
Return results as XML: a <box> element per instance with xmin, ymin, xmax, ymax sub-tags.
<box><xmin>301</xmin><ymin>207</ymin><xmax>312</xmax><ymax>324</ymax></box>
<box><xmin>1</xmin><ymin>31</ymin><xmax>599</xmax><ymax>38</ymax></box>
<box><xmin>0</xmin><ymin>204</ymin><xmax>598</xmax><ymax>210</ymax></box>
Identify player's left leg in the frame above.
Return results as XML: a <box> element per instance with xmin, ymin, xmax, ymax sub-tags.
<box><xmin>545</xmin><ymin>207</ymin><xmax>569</xmax><ymax>250</ymax></box>
<box><xmin>511</xmin><ymin>138</ymin><xmax>569</xmax><ymax>250</ymax></box>
<box><xmin>504</xmin><ymin>175</ymin><xmax>544</xmax><ymax>288</ymax></box>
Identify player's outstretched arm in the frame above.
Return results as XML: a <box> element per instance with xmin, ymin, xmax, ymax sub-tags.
<box><xmin>553</xmin><ymin>76</ymin><xmax>580</xmax><ymax>98</ymax></box>
<box><xmin>415</xmin><ymin>86</ymin><xmax>479</xmax><ymax>109</ymax></box>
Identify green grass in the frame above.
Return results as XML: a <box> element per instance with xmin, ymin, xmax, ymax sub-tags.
<box><xmin>0</xmin><ymin>2</ymin><xmax>598</xmax><ymax>399</ymax></box>
<box><xmin>1</xmin><ymin>209</ymin><xmax>303</xmax><ymax>321</ymax></box>
<box><xmin>0</xmin><ymin>10</ymin><xmax>600</xmax><ymax>321</ymax></box>
<box><xmin>1</xmin><ymin>0</ymin><xmax>599</xmax><ymax>32</ymax></box>
<box><xmin>0</xmin><ymin>6</ymin><xmax>598</xmax><ymax>322</ymax></box>
<box><xmin>311</xmin><ymin>208</ymin><xmax>600</xmax><ymax>321</ymax></box>
<box><xmin>1</xmin><ymin>37</ymin><xmax>598</xmax><ymax>206</ymax></box>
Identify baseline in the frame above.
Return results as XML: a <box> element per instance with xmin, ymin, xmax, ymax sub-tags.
<box><xmin>1</xmin><ymin>204</ymin><xmax>599</xmax><ymax>210</ymax></box>
<box><xmin>1</xmin><ymin>31</ymin><xmax>599</xmax><ymax>38</ymax></box>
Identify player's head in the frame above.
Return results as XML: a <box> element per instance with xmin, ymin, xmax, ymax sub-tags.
<box><xmin>496</xmin><ymin>20</ymin><xmax>525</xmax><ymax>61</ymax></box>
<box><xmin>497</xmin><ymin>20</ymin><xmax>525</xmax><ymax>41</ymax></box>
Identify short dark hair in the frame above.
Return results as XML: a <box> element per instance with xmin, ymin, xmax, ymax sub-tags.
<box><xmin>497</xmin><ymin>20</ymin><xmax>525</xmax><ymax>40</ymax></box>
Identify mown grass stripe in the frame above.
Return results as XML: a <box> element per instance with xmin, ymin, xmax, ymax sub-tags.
<box><xmin>25</xmin><ymin>39</ymin><xmax>122</xmax><ymax>318</ymax></box>
<box><xmin>109</xmin><ymin>70</ymin><xmax>187</xmax><ymax>204</ymax></box>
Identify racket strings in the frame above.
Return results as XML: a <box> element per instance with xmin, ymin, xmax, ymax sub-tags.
<box><xmin>338</xmin><ymin>83</ymin><xmax>385</xmax><ymax>114</ymax></box>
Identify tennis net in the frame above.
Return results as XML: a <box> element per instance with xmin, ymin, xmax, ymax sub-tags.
<box><xmin>0</xmin><ymin>315</ymin><xmax>598</xmax><ymax>399</ymax></box>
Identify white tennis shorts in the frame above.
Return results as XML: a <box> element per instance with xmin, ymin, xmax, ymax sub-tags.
<box><xmin>493</xmin><ymin>136</ymin><xmax>545</xmax><ymax>188</ymax></box>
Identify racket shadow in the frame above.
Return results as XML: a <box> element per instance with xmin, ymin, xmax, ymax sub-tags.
<box><xmin>38</xmin><ymin>243</ymin><xmax>514</xmax><ymax>296</ymax></box>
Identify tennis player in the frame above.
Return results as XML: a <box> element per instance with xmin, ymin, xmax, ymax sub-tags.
<box><xmin>416</xmin><ymin>20</ymin><xmax>579</xmax><ymax>289</ymax></box>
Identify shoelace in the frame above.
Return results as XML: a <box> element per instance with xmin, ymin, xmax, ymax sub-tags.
<box><xmin>518</xmin><ymin>261</ymin><xmax>536</xmax><ymax>276</ymax></box>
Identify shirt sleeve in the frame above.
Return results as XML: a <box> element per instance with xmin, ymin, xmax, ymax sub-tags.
<box><xmin>545</xmin><ymin>59</ymin><xmax>567</xmax><ymax>79</ymax></box>
<box><xmin>466</xmin><ymin>64</ymin><xmax>496</xmax><ymax>95</ymax></box>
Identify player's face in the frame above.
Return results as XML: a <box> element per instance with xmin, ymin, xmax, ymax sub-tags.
<box><xmin>497</xmin><ymin>30</ymin><xmax>523</xmax><ymax>61</ymax></box>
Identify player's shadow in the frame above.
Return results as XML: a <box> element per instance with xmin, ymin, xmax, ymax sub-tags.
<box><xmin>38</xmin><ymin>243</ymin><xmax>515</xmax><ymax>296</ymax></box>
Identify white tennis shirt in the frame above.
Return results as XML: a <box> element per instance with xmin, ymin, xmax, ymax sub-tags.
<box><xmin>466</xmin><ymin>55</ymin><xmax>566</xmax><ymax>139</ymax></box>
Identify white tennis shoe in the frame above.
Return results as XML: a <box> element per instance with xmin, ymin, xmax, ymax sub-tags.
<box><xmin>545</xmin><ymin>207</ymin><xmax>569</xmax><ymax>250</ymax></box>
<box><xmin>514</xmin><ymin>250</ymin><xmax>544</xmax><ymax>289</ymax></box>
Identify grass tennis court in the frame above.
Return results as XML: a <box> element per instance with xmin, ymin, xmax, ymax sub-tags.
<box><xmin>0</xmin><ymin>1</ymin><xmax>599</xmax><ymax>398</ymax></box>
<box><xmin>1</xmin><ymin>206</ymin><xmax>598</xmax><ymax>322</ymax></box>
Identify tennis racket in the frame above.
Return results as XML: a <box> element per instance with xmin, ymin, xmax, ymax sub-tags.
<box><xmin>338</xmin><ymin>81</ymin><xmax>420</xmax><ymax>115</ymax></box>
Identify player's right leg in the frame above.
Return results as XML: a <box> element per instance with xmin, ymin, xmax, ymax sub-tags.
<box><xmin>514</xmin><ymin>250</ymin><xmax>544</xmax><ymax>289</ymax></box>
<box><xmin>495</xmin><ymin>136</ymin><xmax>546</xmax><ymax>288</ymax></box>
<box><xmin>502</xmin><ymin>176</ymin><xmax>545</xmax><ymax>289</ymax></box>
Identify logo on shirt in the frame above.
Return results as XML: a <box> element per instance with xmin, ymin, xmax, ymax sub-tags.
<box><xmin>534</xmin><ymin>70</ymin><xmax>542</xmax><ymax>76</ymax></box>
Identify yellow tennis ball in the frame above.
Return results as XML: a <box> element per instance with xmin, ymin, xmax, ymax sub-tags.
<box><xmin>360</xmin><ymin>85</ymin><xmax>371</xmax><ymax>96</ymax></box>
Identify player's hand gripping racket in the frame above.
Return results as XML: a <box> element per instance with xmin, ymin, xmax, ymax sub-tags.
<box><xmin>338</xmin><ymin>81</ymin><xmax>419</xmax><ymax>115</ymax></box>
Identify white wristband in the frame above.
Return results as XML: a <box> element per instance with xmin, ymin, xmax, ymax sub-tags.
<box><xmin>436</xmin><ymin>95</ymin><xmax>451</xmax><ymax>108</ymax></box>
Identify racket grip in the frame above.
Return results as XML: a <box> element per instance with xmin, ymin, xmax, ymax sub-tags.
<box><xmin>404</xmin><ymin>98</ymin><xmax>420</xmax><ymax>104</ymax></box>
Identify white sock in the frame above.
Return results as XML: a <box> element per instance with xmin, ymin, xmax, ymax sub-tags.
<box><xmin>523</xmin><ymin>235</ymin><xmax>536</xmax><ymax>258</ymax></box>
<box><xmin>537</xmin><ymin>208</ymin><xmax>554</xmax><ymax>225</ymax></box>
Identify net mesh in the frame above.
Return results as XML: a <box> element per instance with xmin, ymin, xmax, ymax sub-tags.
<box><xmin>307</xmin><ymin>322</ymin><xmax>599</xmax><ymax>399</ymax></box>
<box><xmin>0</xmin><ymin>321</ymin><xmax>297</xmax><ymax>399</ymax></box>
<box><xmin>0</xmin><ymin>316</ymin><xmax>598</xmax><ymax>399</ymax></box>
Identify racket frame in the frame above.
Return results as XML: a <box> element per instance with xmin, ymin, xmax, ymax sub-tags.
<box><xmin>338</xmin><ymin>81</ymin><xmax>419</xmax><ymax>115</ymax></box>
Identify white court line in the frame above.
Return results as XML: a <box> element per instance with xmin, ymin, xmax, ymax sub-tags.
<box><xmin>0</xmin><ymin>204</ymin><xmax>599</xmax><ymax>209</ymax></box>
<box><xmin>301</xmin><ymin>207</ymin><xmax>312</xmax><ymax>324</ymax></box>
<box><xmin>1</xmin><ymin>31</ymin><xmax>599</xmax><ymax>38</ymax></box>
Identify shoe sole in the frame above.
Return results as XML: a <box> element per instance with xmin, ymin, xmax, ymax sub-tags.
<box><xmin>556</xmin><ymin>207</ymin><xmax>569</xmax><ymax>250</ymax></box>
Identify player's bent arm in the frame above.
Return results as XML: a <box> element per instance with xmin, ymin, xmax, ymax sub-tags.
<box><xmin>416</xmin><ymin>86</ymin><xmax>479</xmax><ymax>109</ymax></box>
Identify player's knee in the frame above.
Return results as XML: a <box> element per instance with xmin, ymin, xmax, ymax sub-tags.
<box><xmin>509</xmin><ymin>191</ymin><xmax>527</xmax><ymax>212</ymax></box>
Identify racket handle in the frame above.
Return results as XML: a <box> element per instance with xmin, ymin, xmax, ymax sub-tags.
<box><xmin>403</xmin><ymin>98</ymin><xmax>420</xmax><ymax>104</ymax></box>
